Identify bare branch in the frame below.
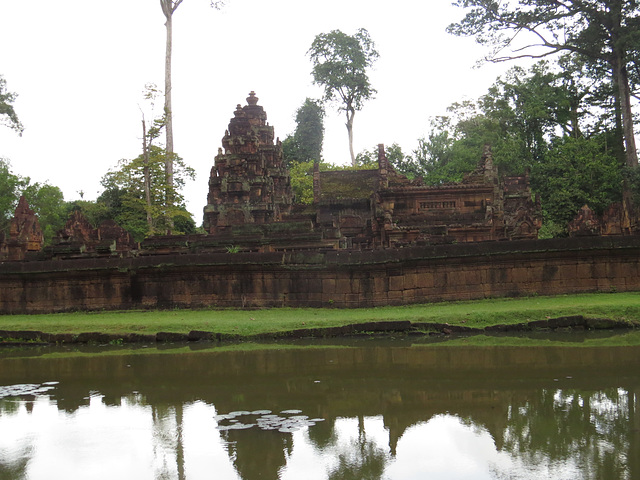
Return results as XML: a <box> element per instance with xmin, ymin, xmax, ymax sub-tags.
<box><xmin>172</xmin><ymin>0</ymin><xmax>184</xmax><ymax>13</ymax></box>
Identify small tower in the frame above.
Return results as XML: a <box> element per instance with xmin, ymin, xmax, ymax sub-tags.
<box><xmin>7</xmin><ymin>196</ymin><xmax>43</xmax><ymax>260</ymax></box>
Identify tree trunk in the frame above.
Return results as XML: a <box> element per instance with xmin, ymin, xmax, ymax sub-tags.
<box><xmin>346</xmin><ymin>108</ymin><xmax>356</xmax><ymax>167</ymax></box>
<box><xmin>162</xmin><ymin>2</ymin><xmax>175</xmax><ymax>233</ymax></box>
<box><xmin>615</xmin><ymin>59</ymin><xmax>638</xmax><ymax>168</ymax></box>
<box><xmin>609</xmin><ymin>2</ymin><xmax>638</xmax><ymax>169</ymax></box>
<box><xmin>141</xmin><ymin>119</ymin><xmax>153</xmax><ymax>232</ymax></box>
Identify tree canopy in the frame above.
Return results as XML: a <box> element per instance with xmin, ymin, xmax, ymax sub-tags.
<box><xmin>0</xmin><ymin>158</ymin><xmax>66</xmax><ymax>243</ymax></box>
<box><xmin>0</xmin><ymin>158</ymin><xmax>26</xmax><ymax>232</ymax></box>
<box><xmin>404</xmin><ymin>59</ymin><xmax>624</xmax><ymax>237</ymax></box>
<box><xmin>308</xmin><ymin>28</ymin><xmax>379</xmax><ymax>166</ymax></box>
<box><xmin>100</xmin><ymin>146</ymin><xmax>195</xmax><ymax>241</ymax></box>
<box><xmin>282</xmin><ymin>98</ymin><xmax>325</xmax><ymax>167</ymax></box>
<box><xmin>0</xmin><ymin>75</ymin><xmax>24</xmax><ymax>135</ymax></box>
<box><xmin>448</xmin><ymin>0</ymin><xmax>640</xmax><ymax>168</ymax></box>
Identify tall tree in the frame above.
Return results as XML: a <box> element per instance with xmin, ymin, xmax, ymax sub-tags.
<box><xmin>448</xmin><ymin>0</ymin><xmax>640</xmax><ymax>169</ymax></box>
<box><xmin>159</xmin><ymin>0</ymin><xmax>183</xmax><ymax>232</ymax></box>
<box><xmin>282</xmin><ymin>98</ymin><xmax>325</xmax><ymax>166</ymax></box>
<box><xmin>308</xmin><ymin>28</ymin><xmax>379</xmax><ymax>166</ymax></box>
<box><xmin>159</xmin><ymin>0</ymin><xmax>225</xmax><ymax>232</ymax></box>
<box><xmin>0</xmin><ymin>75</ymin><xmax>24</xmax><ymax>135</ymax></box>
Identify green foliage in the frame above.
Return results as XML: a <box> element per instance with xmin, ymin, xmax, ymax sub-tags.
<box><xmin>401</xmin><ymin>59</ymin><xmax>627</xmax><ymax>236</ymax></box>
<box><xmin>0</xmin><ymin>158</ymin><xmax>66</xmax><ymax>243</ymax></box>
<box><xmin>537</xmin><ymin>220</ymin><xmax>568</xmax><ymax>240</ymax></box>
<box><xmin>21</xmin><ymin>182</ymin><xmax>66</xmax><ymax>243</ymax></box>
<box><xmin>308</xmin><ymin>28</ymin><xmax>379</xmax><ymax>111</ymax></box>
<box><xmin>0</xmin><ymin>158</ymin><xmax>27</xmax><ymax>232</ymax></box>
<box><xmin>532</xmin><ymin>135</ymin><xmax>623</xmax><ymax>231</ymax></box>
<box><xmin>288</xmin><ymin>158</ymin><xmax>383</xmax><ymax>205</ymax></box>
<box><xmin>283</xmin><ymin>98</ymin><xmax>325</xmax><ymax>167</ymax></box>
<box><xmin>65</xmin><ymin>200</ymin><xmax>112</xmax><ymax>228</ymax></box>
<box><xmin>308</xmin><ymin>28</ymin><xmax>379</xmax><ymax>165</ymax></box>
<box><xmin>288</xmin><ymin>160</ymin><xmax>315</xmax><ymax>204</ymax></box>
<box><xmin>355</xmin><ymin>143</ymin><xmax>408</xmax><ymax>172</ymax></box>
<box><xmin>100</xmin><ymin>146</ymin><xmax>195</xmax><ymax>240</ymax></box>
<box><xmin>412</xmin><ymin>116</ymin><xmax>480</xmax><ymax>185</ymax></box>
<box><xmin>0</xmin><ymin>75</ymin><xmax>23</xmax><ymax>135</ymax></box>
<box><xmin>448</xmin><ymin>0</ymin><xmax>640</xmax><ymax>167</ymax></box>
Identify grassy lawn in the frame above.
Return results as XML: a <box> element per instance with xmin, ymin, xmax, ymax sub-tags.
<box><xmin>0</xmin><ymin>292</ymin><xmax>638</xmax><ymax>336</ymax></box>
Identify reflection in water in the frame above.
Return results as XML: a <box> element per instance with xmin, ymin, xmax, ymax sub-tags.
<box><xmin>502</xmin><ymin>388</ymin><xmax>631</xmax><ymax>480</ymax></box>
<box><xmin>0</xmin><ymin>341</ymin><xmax>639</xmax><ymax>479</ymax></box>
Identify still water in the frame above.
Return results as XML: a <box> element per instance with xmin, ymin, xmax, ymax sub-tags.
<box><xmin>0</xmin><ymin>336</ymin><xmax>639</xmax><ymax>480</ymax></box>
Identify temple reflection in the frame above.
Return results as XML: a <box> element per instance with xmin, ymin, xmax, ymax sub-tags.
<box><xmin>0</xmin><ymin>342</ymin><xmax>639</xmax><ymax>479</ymax></box>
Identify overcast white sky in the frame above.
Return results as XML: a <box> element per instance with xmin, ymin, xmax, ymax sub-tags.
<box><xmin>0</xmin><ymin>0</ymin><xmax>512</xmax><ymax>221</ymax></box>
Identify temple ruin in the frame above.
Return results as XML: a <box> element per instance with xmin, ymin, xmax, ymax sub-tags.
<box><xmin>201</xmin><ymin>92</ymin><xmax>543</xmax><ymax>251</ymax></box>
<box><xmin>2</xmin><ymin>93</ymin><xmax>640</xmax><ymax>313</ymax></box>
<box><xmin>0</xmin><ymin>92</ymin><xmax>544</xmax><ymax>261</ymax></box>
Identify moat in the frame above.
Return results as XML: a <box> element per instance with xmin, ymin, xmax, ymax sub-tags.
<box><xmin>1</xmin><ymin>335</ymin><xmax>639</xmax><ymax>479</ymax></box>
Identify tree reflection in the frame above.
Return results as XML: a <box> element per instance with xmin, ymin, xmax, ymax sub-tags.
<box><xmin>0</xmin><ymin>400</ymin><xmax>31</xmax><ymax>480</ymax></box>
<box><xmin>502</xmin><ymin>388</ymin><xmax>630</xmax><ymax>479</ymax></box>
<box><xmin>223</xmin><ymin>427</ymin><xmax>292</xmax><ymax>480</ymax></box>
<box><xmin>326</xmin><ymin>416</ymin><xmax>389</xmax><ymax>480</ymax></box>
<box><xmin>152</xmin><ymin>404</ymin><xmax>182</xmax><ymax>480</ymax></box>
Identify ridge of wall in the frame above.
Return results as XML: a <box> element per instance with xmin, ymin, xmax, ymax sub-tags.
<box><xmin>1</xmin><ymin>236</ymin><xmax>639</xmax><ymax>313</ymax></box>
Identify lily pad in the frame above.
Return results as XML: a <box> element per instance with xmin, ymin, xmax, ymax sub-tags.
<box><xmin>215</xmin><ymin>408</ymin><xmax>325</xmax><ymax>434</ymax></box>
<box><xmin>278</xmin><ymin>426</ymin><xmax>300</xmax><ymax>433</ymax></box>
<box><xmin>0</xmin><ymin>382</ymin><xmax>58</xmax><ymax>399</ymax></box>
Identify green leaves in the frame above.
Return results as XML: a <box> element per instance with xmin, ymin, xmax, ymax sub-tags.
<box><xmin>308</xmin><ymin>28</ymin><xmax>379</xmax><ymax>110</ymax></box>
<box><xmin>21</xmin><ymin>182</ymin><xmax>66</xmax><ymax>243</ymax></box>
<box><xmin>0</xmin><ymin>158</ymin><xmax>27</xmax><ymax>231</ymax></box>
<box><xmin>100</xmin><ymin>146</ymin><xmax>195</xmax><ymax>240</ymax></box>
<box><xmin>449</xmin><ymin>0</ymin><xmax>640</xmax><ymax>167</ymax></box>
<box><xmin>308</xmin><ymin>28</ymin><xmax>380</xmax><ymax>165</ymax></box>
<box><xmin>0</xmin><ymin>75</ymin><xmax>24</xmax><ymax>135</ymax></box>
<box><xmin>0</xmin><ymin>158</ymin><xmax>66</xmax><ymax>244</ymax></box>
<box><xmin>282</xmin><ymin>98</ymin><xmax>325</xmax><ymax>167</ymax></box>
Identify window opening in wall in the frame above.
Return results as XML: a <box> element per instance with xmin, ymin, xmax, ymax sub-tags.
<box><xmin>419</xmin><ymin>201</ymin><xmax>456</xmax><ymax>210</ymax></box>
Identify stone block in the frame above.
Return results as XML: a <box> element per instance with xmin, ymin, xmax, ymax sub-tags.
<box><xmin>404</xmin><ymin>273</ymin><xmax>418</xmax><ymax>290</ymax></box>
<box><xmin>374</xmin><ymin>276</ymin><xmax>387</xmax><ymax>293</ymax></box>
<box><xmin>416</xmin><ymin>272</ymin><xmax>434</xmax><ymax>289</ymax></box>
<box><xmin>510</xmin><ymin>267</ymin><xmax>531</xmax><ymax>284</ymax></box>
<box><xmin>388</xmin><ymin>290</ymin><xmax>403</xmax><ymax>300</ymax></box>
<box><xmin>388</xmin><ymin>276</ymin><xmax>404</xmax><ymax>291</ymax></box>
<box><xmin>322</xmin><ymin>278</ymin><xmax>337</xmax><ymax>294</ymax></box>
<box><xmin>336</xmin><ymin>278</ymin><xmax>353</xmax><ymax>294</ymax></box>
<box><xmin>350</xmin><ymin>278</ymin><xmax>362</xmax><ymax>294</ymax></box>
<box><xmin>307</xmin><ymin>278</ymin><xmax>323</xmax><ymax>293</ymax></box>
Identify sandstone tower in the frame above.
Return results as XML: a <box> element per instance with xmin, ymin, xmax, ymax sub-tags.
<box><xmin>203</xmin><ymin>92</ymin><xmax>293</xmax><ymax>233</ymax></box>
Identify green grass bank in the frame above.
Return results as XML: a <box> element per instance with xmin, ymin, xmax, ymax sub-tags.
<box><xmin>0</xmin><ymin>292</ymin><xmax>638</xmax><ymax>337</ymax></box>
